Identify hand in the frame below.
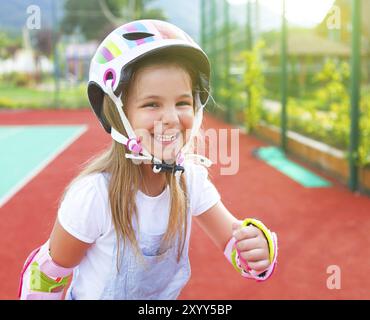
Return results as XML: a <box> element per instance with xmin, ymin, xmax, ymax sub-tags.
<box><xmin>232</xmin><ymin>221</ymin><xmax>271</xmax><ymax>273</ymax></box>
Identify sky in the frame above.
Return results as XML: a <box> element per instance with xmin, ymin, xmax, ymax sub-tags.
<box><xmin>0</xmin><ymin>0</ymin><xmax>338</xmax><ymax>41</ymax></box>
<box><xmin>227</xmin><ymin>0</ymin><xmax>336</xmax><ymax>28</ymax></box>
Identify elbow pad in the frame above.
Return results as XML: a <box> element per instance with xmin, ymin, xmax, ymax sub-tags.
<box><xmin>224</xmin><ymin>218</ymin><xmax>278</xmax><ymax>282</ymax></box>
<box><xmin>19</xmin><ymin>240</ymin><xmax>73</xmax><ymax>300</ymax></box>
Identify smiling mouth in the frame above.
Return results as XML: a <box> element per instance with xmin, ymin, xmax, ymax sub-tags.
<box><xmin>152</xmin><ymin>132</ymin><xmax>180</xmax><ymax>144</ymax></box>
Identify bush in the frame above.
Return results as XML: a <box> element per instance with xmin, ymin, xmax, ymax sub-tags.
<box><xmin>359</xmin><ymin>95</ymin><xmax>370</xmax><ymax>167</ymax></box>
<box><xmin>313</xmin><ymin>59</ymin><xmax>350</xmax><ymax>111</ymax></box>
<box><xmin>1</xmin><ymin>72</ymin><xmax>35</xmax><ymax>87</ymax></box>
<box><xmin>261</xmin><ymin>92</ymin><xmax>370</xmax><ymax>167</ymax></box>
<box><xmin>0</xmin><ymin>83</ymin><xmax>89</xmax><ymax>110</ymax></box>
<box><xmin>241</xmin><ymin>41</ymin><xmax>265</xmax><ymax>132</ymax></box>
<box><xmin>0</xmin><ymin>97</ymin><xmax>16</xmax><ymax>109</ymax></box>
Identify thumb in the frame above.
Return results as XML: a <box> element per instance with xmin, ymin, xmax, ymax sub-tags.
<box><xmin>232</xmin><ymin>221</ymin><xmax>242</xmax><ymax>232</ymax></box>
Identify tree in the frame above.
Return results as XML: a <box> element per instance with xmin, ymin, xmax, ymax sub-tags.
<box><xmin>30</xmin><ymin>29</ymin><xmax>54</xmax><ymax>83</ymax></box>
<box><xmin>61</xmin><ymin>0</ymin><xmax>166</xmax><ymax>42</ymax></box>
<box><xmin>130</xmin><ymin>0</ymin><xmax>167</xmax><ymax>21</ymax></box>
<box><xmin>0</xmin><ymin>32</ymin><xmax>22</xmax><ymax>59</ymax></box>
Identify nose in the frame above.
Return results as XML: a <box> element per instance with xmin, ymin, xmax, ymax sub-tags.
<box><xmin>161</xmin><ymin>105</ymin><xmax>180</xmax><ymax>127</ymax></box>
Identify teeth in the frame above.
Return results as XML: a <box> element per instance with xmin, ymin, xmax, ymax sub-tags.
<box><xmin>155</xmin><ymin>133</ymin><xmax>178</xmax><ymax>142</ymax></box>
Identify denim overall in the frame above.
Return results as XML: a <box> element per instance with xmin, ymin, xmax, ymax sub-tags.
<box><xmin>67</xmin><ymin>209</ymin><xmax>192</xmax><ymax>300</ymax></box>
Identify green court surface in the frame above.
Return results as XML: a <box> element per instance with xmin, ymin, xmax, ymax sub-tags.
<box><xmin>254</xmin><ymin>146</ymin><xmax>331</xmax><ymax>188</ymax></box>
<box><xmin>0</xmin><ymin>125</ymin><xmax>87</xmax><ymax>207</ymax></box>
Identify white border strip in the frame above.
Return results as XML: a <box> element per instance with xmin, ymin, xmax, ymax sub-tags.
<box><xmin>0</xmin><ymin>125</ymin><xmax>88</xmax><ymax>209</ymax></box>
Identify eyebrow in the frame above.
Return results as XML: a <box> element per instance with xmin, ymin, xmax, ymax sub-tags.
<box><xmin>139</xmin><ymin>93</ymin><xmax>193</xmax><ymax>101</ymax></box>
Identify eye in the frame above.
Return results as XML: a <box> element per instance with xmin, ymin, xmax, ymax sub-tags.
<box><xmin>142</xmin><ymin>103</ymin><xmax>159</xmax><ymax>109</ymax></box>
<box><xmin>176</xmin><ymin>101</ymin><xmax>192</xmax><ymax>107</ymax></box>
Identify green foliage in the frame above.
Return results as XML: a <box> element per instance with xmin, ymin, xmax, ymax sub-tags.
<box><xmin>310</xmin><ymin>60</ymin><xmax>352</xmax><ymax>152</ymax></box>
<box><xmin>359</xmin><ymin>96</ymin><xmax>370</xmax><ymax>167</ymax></box>
<box><xmin>62</xmin><ymin>0</ymin><xmax>124</xmax><ymax>40</ymax></box>
<box><xmin>241</xmin><ymin>41</ymin><xmax>265</xmax><ymax>132</ymax></box>
<box><xmin>131</xmin><ymin>0</ymin><xmax>167</xmax><ymax>20</ymax></box>
<box><xmin>61</xmin><ymin>0</ymin><xmax>166</xmax><ymax>41</ymax></box>
<box><xmin>313</xmin><ymin>59</ymin><xmax>350</xmax><ymax>111</ymax></box>
<box><xmin>0</xmin><ymin>97</ymin><xmax>17</xmax><ymax>109</ymax></box>
<box><xmin>1</xmin><ymin>72</ymin><xmax>35</xmax><ymax>88</ymax></box>
<box><xmin>0</xmin><ymin>83</ymin><xmax>88</xmax><ymax>109</ymax></box>
<box><xmin>0</xmin><ymin>32</ymin><xmax>22</xmax><ymax>59</ymax></box>
<box><xmin>261</xmin><ymin>59</ymin><xmax>370</xmax><ymax>167</ymax></box>
<box><xmin>213</xmin><ymin>40</ymin><xmax>265</xmax><ymax>128</ymax></box>
<box><xmin>217</xmin><ymin>69</ymin><xmax>245</xmax><ymax>122</ymax></box>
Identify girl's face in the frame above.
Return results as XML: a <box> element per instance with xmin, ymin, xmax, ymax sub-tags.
<box><xmin>126</xmin><ymin>64</ymin><xmax>195</xmax><ymax>162</ymax></box>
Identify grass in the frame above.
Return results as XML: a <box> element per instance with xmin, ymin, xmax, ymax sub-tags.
<box><xmin>0</xmin><ymin>82</ymin><xmax>89</xmax><ymax>109</ymax></box>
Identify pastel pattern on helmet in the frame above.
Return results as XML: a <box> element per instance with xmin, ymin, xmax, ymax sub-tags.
<box><xmin>96</xmin><ymin>39</ymin><xmax>122</xmax><ymax>64</ymax></box>
<box><xmin>150</xmin><ymin>20</ymin><xmax>191</xmax><ymax>42</ymax></box>
<box><xmin>95</xmin><ymin>20</ymin><xmax>193</xmax><ymax>65</ymax></box>
<box><xmin>121</xmin><ymin>21</ymin><xmax>156</xmax><ymax>48</ymax></box>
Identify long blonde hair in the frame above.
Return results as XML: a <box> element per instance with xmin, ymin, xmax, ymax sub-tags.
<box><xmin>60</xmin><ymin>55</ymin><xmax>205</xmax><ymax>268</ymax></box>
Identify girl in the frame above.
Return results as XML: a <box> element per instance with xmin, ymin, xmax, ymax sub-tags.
<box><xmin>19</xmin><ymin>19</ymin><xmax>278</xmax><ymax>300</ymax></box>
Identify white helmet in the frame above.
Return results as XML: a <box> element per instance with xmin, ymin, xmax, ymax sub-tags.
<box><xmin>87</xmin><ymin>19</ymin><xmax>212</xmax><ymax>175</ymax></box>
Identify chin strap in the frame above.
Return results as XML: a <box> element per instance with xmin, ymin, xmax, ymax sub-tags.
<box><xmin>105</xmin><ymin>80</ymin><xmax>212</xmax><ymax>175</ymax></box>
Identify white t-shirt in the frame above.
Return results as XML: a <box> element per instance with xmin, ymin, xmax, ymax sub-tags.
<box><xmin>58</xmin><ymin>163</ymin><xmax>220</xmax><ymax>299</ymax></box>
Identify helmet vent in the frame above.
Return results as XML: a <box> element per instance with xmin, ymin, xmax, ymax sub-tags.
<box><xmin>103</xmin><ymin>68</ymin><xmax>116</xmax><ymax>87</ymax></box>
<box><xmin>122</xmin><ymin>32</ymin><xmax>154</xmax><ymax>41</ymax></box>
<box><xmin>105</xmin><ymin>72</ymin><xmax>113</xmax><ymax>80</ymax></box>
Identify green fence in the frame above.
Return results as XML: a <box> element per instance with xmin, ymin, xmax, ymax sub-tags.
<box><xmin>200</xmin><ymin>0</ymin><xmax>369</xmax><ymax>192</ymax></box>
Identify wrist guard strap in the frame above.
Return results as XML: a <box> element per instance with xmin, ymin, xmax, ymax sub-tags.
<box><xmin>224</xmin><ymin>218</ymin><xmax>278</xmax><ymax>281</ymax></box>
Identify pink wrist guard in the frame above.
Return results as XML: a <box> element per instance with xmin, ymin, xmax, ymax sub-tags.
<box><xmin>19</xmin><ymin>240</ymin><xmax>74</xmax><ymax>300</ymax></box>
<box><xmin>224</xmin><ymin>218</ymin><xmax>278</xmax><ymax>282</ymax></box>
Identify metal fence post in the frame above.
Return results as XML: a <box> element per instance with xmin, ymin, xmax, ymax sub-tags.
<box><xmin>52</xmin><ymin>0</ymin><xmax>60</xmax><ymax>108</ymax></box>
<box><xmin>349</xmin><ymin>0</ymin><xmax>361</xmax><ymax>191</ymax></box>
<box><xmin>223</xmin><ymin>0</ymin><xmax>231</xmax><ymax>123</ymax></box>
<box><xmin>280</xmin><ymin>0</ymin><xmax>288</xmax><ymax>151</ymax></box>
<box><xmin>210</xmin><ymin>0</ymin><xmax>218</xmax><ymax>103</ymax></box>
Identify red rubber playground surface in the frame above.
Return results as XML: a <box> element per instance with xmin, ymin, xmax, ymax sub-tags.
<box><xmin>0</xmin><ymin>109</ymin><xmax>369</xmax><ymax>300</ymax></box>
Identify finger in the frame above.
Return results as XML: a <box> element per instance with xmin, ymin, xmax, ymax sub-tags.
<box><xmin>240</xmin><ymin>248</ymin><xmax>269</xmax><ymax>262</ymax></box>
<box><xmin>235</xmin><ymin>237</ymin><xmax>260</xmax><ymax>252</ymax></box>
<box><xmin>248</xmin><ymin>259</ymin><xmax>271</xmax><ymax>272</ymax></box>
<box><xmin>233</xmin><ymin>226</ymin><xmax>260</xmax><ymax>241</ymax></box>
